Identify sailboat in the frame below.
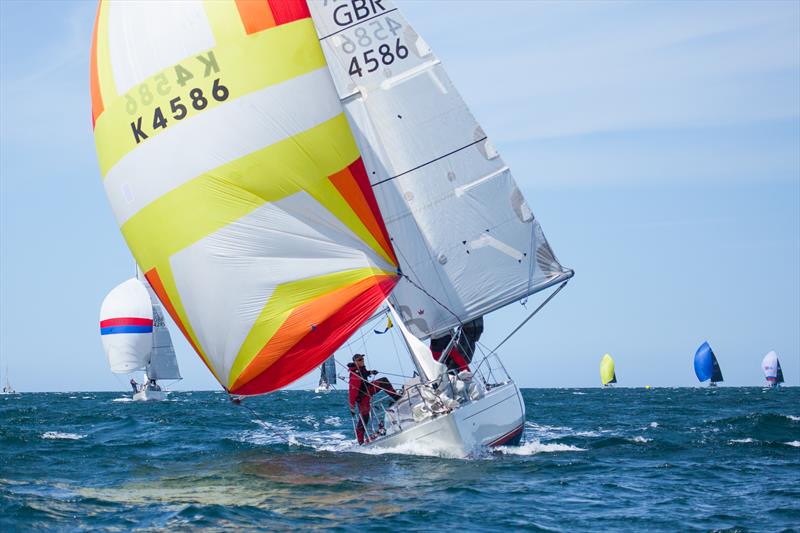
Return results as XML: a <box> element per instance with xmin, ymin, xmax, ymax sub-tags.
<box><xmin>761</xmin><ymin>350</ymin><xmax>784</xmax><ymax>389</ymax></box>
<box><xmin>600</xmin><ymin>354</ymin><xmax>617</xmax><ymax>387</ymax></box>
<box><xmin>694</xmin><ymin>341</ymin><xmax>723</xmax><ymax>387</ymax></box>
<box><xmin>88</xmin><ymin>0</ymin><xmax>571</xmax><ymax>456</ymax></box>
<box><xmin>315</xmin><ymin>356</ymin><xmax>337</xmax><ymax>393</ymax></box>
<box><xmin>100</xmin><ymin>275</ymin><xmax>182</xmax><ymax>401</ymax></box>
<box><xmin>1</xmin><ymin>366</ymin><xmax>16</xmax><ymax>395</ymax></box>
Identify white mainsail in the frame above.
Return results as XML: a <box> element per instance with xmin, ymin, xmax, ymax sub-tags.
<box><xmin>308</xmin><ymin>1</ymin><xmax>571</xmax><ymax>338</ymax></box>
<box><xmin>137</xmin><ymin>268</ymin><xmax>182</xmax><ymax>381</ymax></box>
<box><xmin>100</xmin><ymin>279</ymin><xmax>154</xmax><ymax>373</ymax></box>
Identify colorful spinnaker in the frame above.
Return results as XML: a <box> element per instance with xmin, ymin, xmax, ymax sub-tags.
<box><xmin>600</xmin><ymin>354</ymin><xmax>617</xmax><ymax>386</ymax></box>
<box><xmin>90</xmin><ymin>1</ymin><xmax>399</xmax><ymax>394</ymax></box>
<box><xmin>694</xmin><ymin>341</ymin><xmax>723</xmax><ymax>385</ymax></box>
<box><xmin>762</xmin><ymin>350</ymin><xmax>784</xmax><ymax>386</ymax></box>
<box><xmin>100</xmin><ymin>279</ymin><xmax>153</xmax><ymax>373</ymax></box>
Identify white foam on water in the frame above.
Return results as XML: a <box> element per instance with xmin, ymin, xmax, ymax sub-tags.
<box><xmin>650</xmin><ymin>422</ymin><xmax>659</xmax><ymax>428</ymax></box>
<box><xmin>629</xmin><ymin>436</ymin><xmax>651</xmax><ymax>443</ymax></box>
<box><xmin>784</xmin><ymin>415</ymin><xmax>800</xmax><ymax>422</ymax></box>
<box><xmin>324</xmin><ymin>416</ymin><xmax>342</xmax><ymax>427</ymax></box>
<box><xmin>42</xmin><ymin>432</ymin><xmax>86</xmax><ymax>440</ymax></box>
<box><xmin>495</xmin><ymin>440</ymin><xmax>586</xmax><ymax>455</ymax></box>
<box><xmin>784</xmin><ymin>441</ymin><xmax>800</xmax><ymax>447</ymax></box>
<box><xmin>729</xmin><ymin>438</ymin><xmax>757</xmax><ymax>444</ymax></box>
<box><xmin>112</xmin><ymin>397</ymin><xmax>133</xmax><ymax>403</ymax></box>
<box><xmin>572</xmin><ymin>392</ymin><xmax>586</xmax><ymax>395</ymax></box>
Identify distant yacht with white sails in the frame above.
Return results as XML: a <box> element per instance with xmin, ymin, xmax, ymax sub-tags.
<box><xmin>99</xmin><ymin>271</ymin><xmax>181</xmax><ymax>401</ymax></box>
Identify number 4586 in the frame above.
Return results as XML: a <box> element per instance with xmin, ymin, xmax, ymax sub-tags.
<box><xmin>348</xmin><ymin>38</ymin><xmax>409</xmax><ymax>78</ymax></box>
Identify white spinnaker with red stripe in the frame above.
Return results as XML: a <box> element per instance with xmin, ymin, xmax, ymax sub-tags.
<box><xmin>99</xmin><ymin>279</ymin><xmax>153</xmax><ymax>374</ymax></box>
<box><xmin>308</xmin><ymin>0</ymin><xmax>570</xmax><ymax>339</ymax></box>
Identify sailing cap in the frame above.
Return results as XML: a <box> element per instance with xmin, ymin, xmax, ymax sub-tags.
<box><xmin>352</xmin><ymin>353</ymin><xmax>365</xmax><ymax>362</ymax></box>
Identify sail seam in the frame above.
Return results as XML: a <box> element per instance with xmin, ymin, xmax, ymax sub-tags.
<box><xmin>318</xmin><ymin>8</ymin><xmax>399</xmax><ymax>40</ymax></box>
<box><xmin>372</xmin><ymin>136</ymin><xmax>488</xmax><ymax>187</ymax></box>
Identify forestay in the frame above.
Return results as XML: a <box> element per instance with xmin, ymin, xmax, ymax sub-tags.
<box><xmin>308</xmin><ymin>0</ymin><xmax>570</xmax><ymax>339</ymax></box>
<box><xmin>90</xmin><ymin>0</ymin><xmax>398</xmax><ymax>395</ymax></box>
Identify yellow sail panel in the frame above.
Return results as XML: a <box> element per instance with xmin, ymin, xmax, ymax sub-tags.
<box><xmin>600</xmin><ymin>354</ymin><xmax>616</xmax><ymax>385</ymax></box>
<box><xmin>91</xmin><ymin>0</ymin><xmax>398</xmax><ymax>394</ymax></box>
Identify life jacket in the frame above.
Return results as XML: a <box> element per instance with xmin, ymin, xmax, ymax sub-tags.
<box><xmin>348</xmin><ymin>363</ymin><xmax>372</xmax><ymax>409</ymax></box>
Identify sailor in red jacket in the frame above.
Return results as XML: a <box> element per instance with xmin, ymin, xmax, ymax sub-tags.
<box><xmin>348</xmin><ymin>353</ymin><xmax>400</xmax><ymax>444</ymax></box>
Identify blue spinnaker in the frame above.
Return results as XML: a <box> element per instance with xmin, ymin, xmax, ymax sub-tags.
<box><xmin>694</xmin><ymin>341</ymin><xmax>724</xmax><ymax>383</ymax></box>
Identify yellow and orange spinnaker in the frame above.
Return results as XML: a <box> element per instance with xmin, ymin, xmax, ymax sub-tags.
<box><xmin>90</xmin><ymin>0</ymin><xmax>398</xmax><ymax>394</ymax></box>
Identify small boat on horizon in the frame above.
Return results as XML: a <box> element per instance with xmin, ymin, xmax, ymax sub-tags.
<box><xmin>600</xmin><ymin>353</ymin><xmax>617</xmax><ymax>387</ymax></box>
<box><xmin>694</xmin><ymin>341</ymin><xmax>723</xmax><ymax>387</ymax></box>
<box><xmin>762</xmin><ymin>350</ymin><xmax>785</xmax><ymax>389</ymax></box>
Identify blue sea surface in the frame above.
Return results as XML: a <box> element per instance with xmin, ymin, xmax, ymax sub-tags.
<box><xmin>1</xmin><ymin>388</ymin><xmax>798</xmax><ymax>531</ymax></box>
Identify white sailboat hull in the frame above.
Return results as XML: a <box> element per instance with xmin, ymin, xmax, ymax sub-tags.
<box><xmin>364</xmin><ymin>381</ymin><xmax>525</xmax><ymax>457</ymax></box>
<box><xmin>133</xmin><ymin>389</ymin><xmax>167</xmax><ymax>401</ymax></box>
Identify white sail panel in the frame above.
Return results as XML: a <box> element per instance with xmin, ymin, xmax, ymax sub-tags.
<box><xmin>762</xmin><ymin>351</ymin><xmax>779</xmax><ymax>381</ymax></box>
<box><xmin>100</xmin><ymin>279</ymin><xmax>153</xmax><ymax>374</ymax></box>
<box><xmin>146</xmin><ymin>305</ymin><xmax>182</xmax><ymax>381</ymax></box>
<box><xmin>137</xmin><ymin>267</ymin><xmax>182</xmax><ymax>381</ymax></box>
<box><xmin>308</xmin><ymin>1</ymin><xmax>570</xmax><ymax>338</ymax></box>
<box><xmin>388</xmin><ymin>303</ymin><xmax>446</xmax><ymax>382</ymax></box>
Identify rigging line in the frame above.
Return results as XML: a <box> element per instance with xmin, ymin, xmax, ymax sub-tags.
<box><xmin>230</xmin><ymin>394</ymin><xmax>271</xmax><ymax>428</ymax></box>
<box><xmin>372</xmin><ymin>137</ymin><xmax>488</xmax><ymax>187</ymax></box>
<box><xmin>401</xmin><ymin>273</ymin><xmax>464</xmax><ymax>328</ymax></box>
<box><xmin>487</xmin><ymin>280</ymin><xmax>569</xmax><ymax>355</ymax></box>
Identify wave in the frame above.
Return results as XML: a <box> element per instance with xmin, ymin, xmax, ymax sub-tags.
<box><xmin>629</xmin><ymin>436</ymin><xmax>651</xmax><ymax>443</ymax></box>
<box><xmin>111</xmin><ymin>397</ymin><xmax>133</xmax><ymax>403</ymax></box>
<box><xmin>783</xmin><ymin>415</ymin><xmax>800</xmax><ymax>422</ymax></box>
<box><xmin>785</xmin><ymin>441</ymin><xmax>800</xmax><ymax>447</ymax></box>
<box><xmin>42</xmin><ymin>431</ymin><xmax>86</xmax><ymax>440</ymax></box>
<box><xmin>729</xmin><ymin>438</ymin><xmax>757</xmax><ymax>444</ymax></box>
<box><xmin>495</xmin><ymin>440</ymin><xmax>586</xmax><ymax>455</ymax></box>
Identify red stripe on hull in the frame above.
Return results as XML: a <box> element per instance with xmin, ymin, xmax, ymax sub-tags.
<box><xmin>489</xmin><ymin>424</ymin><xmax>524</xmax><ymax>447</ymax></box>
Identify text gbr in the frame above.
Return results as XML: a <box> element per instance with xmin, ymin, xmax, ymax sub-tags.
<box><xmin>332</xmin><ymin>0</ymin><xmax>387</xmax><ymax>27</ymax></box>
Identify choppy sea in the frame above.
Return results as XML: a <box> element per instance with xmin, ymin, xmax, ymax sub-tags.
<box><xmin>1</xmin><ymin>388</ymin><xmax>798</xmax><ymax>532</ymax></box>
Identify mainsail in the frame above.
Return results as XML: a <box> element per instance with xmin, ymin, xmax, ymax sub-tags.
<box><xmin>136</xmin><ymin>268</ymin><xmax>181</xmax><ymax>381</ymax></box>
<box><xmin>100</xmin><ymin>279</ymin><xmax>153</xmax><ymax>373</ymax></box>
<box><xmin>318</xmin><ymin>355</ymin><xmax>337</xmax><ymax>389</ymax></box>
<box><xmin>600</xmin><ymin>354</ymin><xmax>617</xmax><ymax>385</ymax></box>
<box><xmin>694</xmin><ymin>341</ymin><xmax>723</xmax><ymax>384</ymax></box>
<box><xmin>90</xmin><ymin>1</ymin><xmax>399</xmax><ymax>394</ymax></box>
<box><xmin>307</xmin><ymin>0</ymin><xmax>572</xmax><ymax>339</ymax></box>
<box><xmin>762</xmin><ymin>351</ymin><xmax>784</xmax><ymax>384</ymax></box>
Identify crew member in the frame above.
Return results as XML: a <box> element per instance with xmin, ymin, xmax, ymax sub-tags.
<box><xmin>430</xmin><ymin>317</ymin><xmax>483</xmax><ymax>372</ymax></box>
<box><xmin>130</xmin><ymin>378</ymin><xmax>138</xmax><ymax>393</ymax></box>
<box><xmin>348</xmin><ymin>353</ymin><xmax>400</xmax><ymax>444</ymax></box>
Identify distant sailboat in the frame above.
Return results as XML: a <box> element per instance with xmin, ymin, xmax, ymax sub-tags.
<box><xmin>600</xmin><ymin>354</ymin><xmax>617</xmax><ymax>387</ymax></box>
<box><xmin>100</xmin><ymin>276</ymin><xmax>181</xmax><ymax>401</ymax></box>
<box><xmin>761</xmin><ymin>350</ymin><xmax>784</xmax><ymax>389</ymax></box>
<box><xmin>694</xmin><ymin>341</ymin><xmax>723</xmax><ymax>386</ymax></box>
<box><xmin>1</xmin><ymin>365</ymin><xmax>15</xmax><ymax>395</ymax></box>
<box><xmin>315</xmin><ymin>356</ymin><xmax>337</xmax><ymax>393</ymax></box>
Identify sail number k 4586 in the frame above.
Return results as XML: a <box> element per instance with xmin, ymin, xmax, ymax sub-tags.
<box><xmin>124</xmin><ymin>51</ymin><xmax>230</xmax><ymax>145</ymax></box>
<box><xmin>130</xmin><ymin>78</ymin><xmax>229</xmax><ymax>144</ymax></box>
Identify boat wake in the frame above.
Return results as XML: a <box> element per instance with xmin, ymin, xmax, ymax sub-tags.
<box><xmin>495</xmin><ymin>440</ymin><xmax>586</xmax><ymax>455</ymax></box>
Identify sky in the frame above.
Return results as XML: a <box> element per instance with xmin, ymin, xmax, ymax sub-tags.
<box><xmin>0</xmin><ymin>0</ymin><xmax>798</xmax><ymax>392</ymax></box>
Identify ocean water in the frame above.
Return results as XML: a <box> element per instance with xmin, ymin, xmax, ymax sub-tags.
<box><xmin>1</xmin><ymin>388</ymin><xmax>798</xmax><ymax>532</ymax></box>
